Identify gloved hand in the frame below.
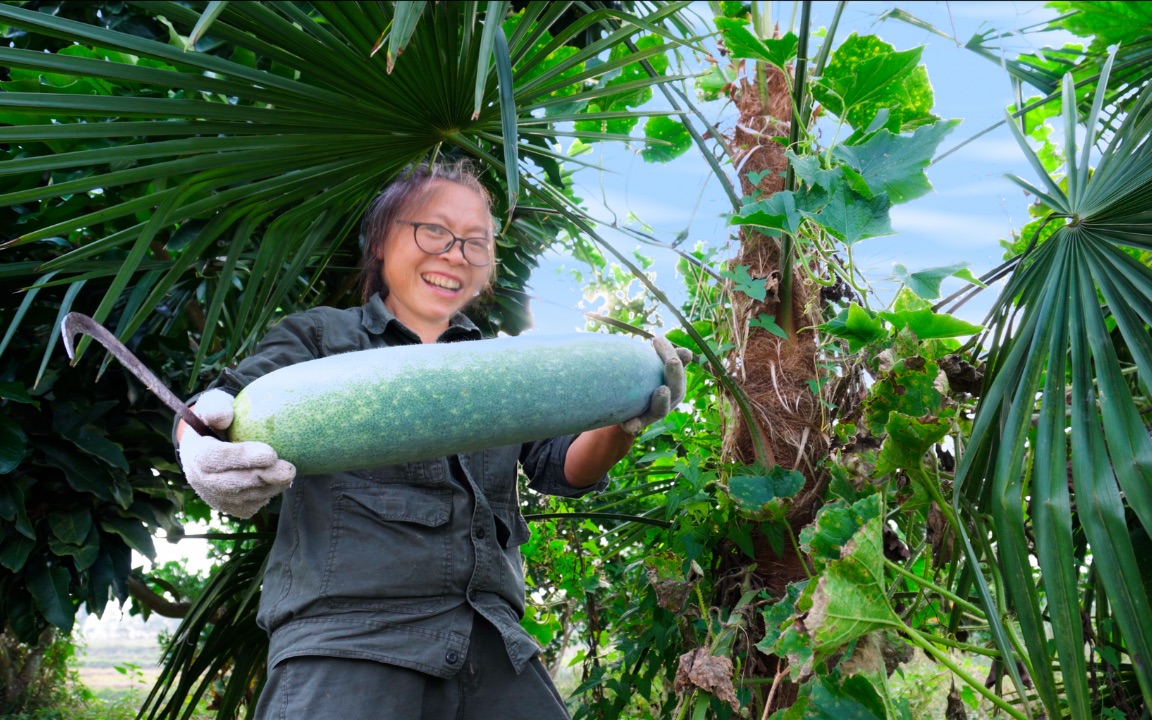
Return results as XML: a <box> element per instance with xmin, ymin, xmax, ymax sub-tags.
<box><xmin>178</xmin><ymin>389</ymin><xmax>295</xmax><ymax>518</ymax></box>
<box><xmin>621</xmin><ymin>337</ymin><xmax>693</xmax><ymax>436</ymax></box>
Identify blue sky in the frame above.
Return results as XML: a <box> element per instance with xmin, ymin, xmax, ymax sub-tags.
<box><xmin>524</xmin><ymin>1</ymin><xmax>1078</xmax><ymax>333</ymax></box>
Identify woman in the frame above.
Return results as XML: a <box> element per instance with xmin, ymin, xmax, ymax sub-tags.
<box><xmin>176</xmin><ymin>161</ymin><xmax>689</xmax><ymax>719</ymax></box>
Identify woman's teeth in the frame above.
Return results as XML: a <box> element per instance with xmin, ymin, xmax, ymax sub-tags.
<box><xmin>422</xmin><ymin>274</ymin><xmax>461</xmax><ymax>291</ymax></box>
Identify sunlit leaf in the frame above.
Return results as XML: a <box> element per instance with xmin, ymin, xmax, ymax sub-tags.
<box><xmin>801</xmin><ymin>494</ymin><xmax>882</xmax><ymax>572</ymax></box>
<box><xmin>891</xmin><ymin>260</ymin><xmax>982</xmax><ymax>299</ymax></box>
<box><xmin>831</xmin><ymin>119</ymin><xmax>959</xmax><ymax>204</ymax></box>
<box><xmin>864</xmin><ymin>356</ymin><xmax>944</xmax><ymax>436</ymax></box>
<box><xmin>714</xmin><ymin>17</ymin><xmax>797</xmax><ymax>70</ymax></box>
<box><xmin>878</xmin><ymin>308</ymin><xmax>983</xmax><ymax>340</ymax></box>
<box><xmin>806</xmin><ymin>182</ymin><xmax>893</xmax><ymax>245</ymax></box>
<box><xmin>641</xmin><ymin>116</ymin><xmax>691</xmax><ymax>162</ymax></box>
<box><xmin>813</xmin><ymin>33</ymin><xmax>935</xmax><ymax>132</ymax></box>
<box><xmin>804</xmin><ymin>516</ymin><xmax>900</xmax><ymax>655</ymax></box>
<box><xmin>818</xmin><ymin>303</ymin><xmax>887</xmax><ymax>353</ymax></box>
<box><xmin>875</xmin><ymin>412</ymin><xmax>950</xmax><ymax>476</ymax></box>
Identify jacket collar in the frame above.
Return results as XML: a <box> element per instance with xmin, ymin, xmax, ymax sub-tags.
<box><xmin>362</xmin><ymin>292</ymin><xmax>482</xmax><ymax>343</ymax></box>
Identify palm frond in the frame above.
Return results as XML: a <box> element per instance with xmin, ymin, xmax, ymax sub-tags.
<box><xmin>956</xmin><ymin>54</ymin><xmax>1152</xmax><ymax>717</ymax></box>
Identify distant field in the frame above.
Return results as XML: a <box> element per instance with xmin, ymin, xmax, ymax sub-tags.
<box><xmin>75</xmin><ymin>606</ymin><xmax>178</xmax><ymax>700</ymax></box>
<box><xmin>77</xmin><ymin>635</ymin><xmax>165</xmax><ymax>698</ymax></box>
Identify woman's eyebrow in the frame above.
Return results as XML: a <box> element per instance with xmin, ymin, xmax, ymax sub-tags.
<box><xmin>422</xmin><ymin>212</ymin><xmax>492</xmax><ymax>236</ymax></box>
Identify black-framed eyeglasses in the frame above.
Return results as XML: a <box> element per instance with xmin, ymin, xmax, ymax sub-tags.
<box><xmin>398</xmin><ymin>221</ymin><xmax>493</xmax><ymax>267</ymax></box>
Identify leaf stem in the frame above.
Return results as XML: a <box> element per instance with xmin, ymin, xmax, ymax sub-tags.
<box><xmin>902</xmin><ymin>623</ymin><xmax>1028</xmax><ymax>720</ymax></box>
<box><xmin>885</xmin><ymin>558</ymin><xmax>985</xmax><ymax>618</ymax></box>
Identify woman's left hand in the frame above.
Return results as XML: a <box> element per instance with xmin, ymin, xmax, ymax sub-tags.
<box><xmin>621</xmin><ymin>337</ymin><xmax>693</xmax><ymax>435</ymax></box>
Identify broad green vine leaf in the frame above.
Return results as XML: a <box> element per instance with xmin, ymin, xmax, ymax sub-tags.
<box><xmin>804</xmin><ymin>516</ymin><xmax>900</xmax><ymax>656</ymax></box>
<box><xmin>799</xmin><ymin>675</ymin><xmax>889</xmax><ymax>720</ymax></box>
<box><xmin>520</xmin><ymin>604</ymin><xmax>561</xmax><ymax>647</ymax></box>
<box><xmin>891</xmin><ymin>287</ymin><xmax>930</xmax><ymax>312</ymax></box>
<box><xmin>732</xmin><ymin>188</ymin><xmax>809</xmax><ymax>236</ymax></box>
<box><xmin>641</xmin><ymin>116</ymin><xmax>692</xmax><ymax>163</ymax></box>
<box><xmin>808</xmin><ymin>182</ymin><xmax>893</xmax><ymax>245</ymax></box>
<box><xmin>831</xmin><ymin>119</ymin><xmax>960</xmax><ymax>204</ymax></box>
<box><xmin>727</xmin><ymin>464</ymin><xmax>805</xmax><ymax>519</ymax></box>
<box><xmin>714</xmin><ymin>17</ymin><xmax>798</xmax><ymax>70</ymax></box>
<box><xmin>573</xmin><ymin>34</ymin><xmax>668</xmax><ymax>135</ymax></box>
<box><xmin>801</xmin><ymin>494</ymin><xmax>882</xmax><ymax>572</ymax></box>
<box><xmin>758</xmin><ymin>580</ymin><xmax>809</xmax><ymax>653</ymax></box>
<box><xmin>751</xmin><ymin>313</ymin><xmax>788</xmax><ymax>338</ymax></box>
<box><xmin>874</xmin><ymin>412</ymin><xmax>950</xmax><ymax>476</ymax></box>
<box><xmin>788</xmin><ymin>151</ymin><xmax>842</xmax><ymax>191</ymax></box>
<box><xmin>878</xmin><ymin>308</ymin><xmax>983</xmax><ymax>340</ymax></box>
<box><xmin>863</xmin><ymin>356</ymin><xmax>944</xmax><ymax>435</ymax></box>
<box><xmin>503</xmin><ymin>13</ymin><xmax>584</xmax><ymax>112</ymax></box>
<box><xmin>813</xmin><ymin>33</ymin><xmax>934</xmax><ymax>132</ymax></box>
<box><xmin>818</xmin><ymin>303</ymin><xmax>887</xmax><ymax>353</ymax></box>
<box><xmin>719</xmin><ymin>1</ymin><xmax>747</xmax><ymax>18</ymax></box>
<box><xmin>696</xmin><ymin>63</ymin><xmax>735</xmax><ymax>102</ymax></box>
<box><xmin>892</xmin><ymin>260</ymin><xmax>983</xmax><ymax>299</ymax></box>
<box><xmin>721</xmin><ymin>264</ymin><xmax>768</xmax><ymax>301</ymax></box>
<box><xmin>777</xmin><ymin>675</ymin><xmax>892</xmax><ymax>720</ymax></box>
<box><xmin>1048</xmin><ymin>0</ymin><xmax>1152</xmax><ymax>54</ymax></box>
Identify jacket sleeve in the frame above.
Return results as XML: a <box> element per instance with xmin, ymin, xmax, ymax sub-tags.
<box><xmin>520</xmin><ymin>434</ymin><xmax>610</xmax><ymax>498</ymax></box>
<box><xmin>207</xmin><ymin>312</ymin><xmax>327</xmax><ymax>396</ymax></box>
<box><xmin>173</xmin><ymin>311</ymin><xmax>325</xmax><ymax>447</ymax></box>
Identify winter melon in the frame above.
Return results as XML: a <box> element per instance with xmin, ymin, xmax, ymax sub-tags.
<box><xmin>229</xmin><ymin>333</ymin><xmax>664</xmax><ymax>475</ymax></box>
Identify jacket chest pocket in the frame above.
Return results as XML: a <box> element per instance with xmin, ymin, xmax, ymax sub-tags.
<box><xmin>469</xmin><ymin>445</ymin><xmax>521</xmax><ymax>506</ymax></box>
<box><xmin>320</xmin><ymin>484</ymin><xmax>453</xmax><ymax>613</ymax></box>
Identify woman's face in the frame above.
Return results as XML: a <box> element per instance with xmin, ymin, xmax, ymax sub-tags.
<box><xmin>379</xmin><ymin>180</ymin><xmax>493</xmax><ymax>336</ymax></box>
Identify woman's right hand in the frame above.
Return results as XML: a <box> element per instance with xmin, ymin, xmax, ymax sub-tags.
<box><xmin>177</xmin><ymin>389</ymin><xmax>295</xmax><ymax>518</ymax></box>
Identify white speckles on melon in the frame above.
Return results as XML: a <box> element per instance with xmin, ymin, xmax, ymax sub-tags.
<box><xmin>229</xmin><ymin>333</ymin><xmax>666</xmax><ymax>474</ymax></box>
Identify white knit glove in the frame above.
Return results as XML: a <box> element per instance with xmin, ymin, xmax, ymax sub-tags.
<box><xmin>178</xmin><ymin>389</ymin><xmax>295</xmax><ymax>519</ymax></box>
<box><xmin>621</xmin><ymin>337</ymin><xmax>693</xmax><ymax>435</ymax></box>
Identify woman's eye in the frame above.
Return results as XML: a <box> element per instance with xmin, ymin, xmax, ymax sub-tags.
<box><xmin>424</xmin><ymin>224</ymin><xmax>450</xmax><ymax>238</ymax></box>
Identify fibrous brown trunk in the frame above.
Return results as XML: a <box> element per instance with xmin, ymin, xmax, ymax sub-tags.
<box><xmin>718</xmin><ymin>63</ymin><xmax>832</xmax><ymax>713</ymax></box>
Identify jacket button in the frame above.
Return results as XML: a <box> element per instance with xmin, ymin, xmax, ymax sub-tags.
<box><xmin>475</xmin><ymin>527</ymin><xmax>486</xmax><ymax>539</ymax></box>
<box><xmin>446</xmin><ymin>651</ymin><xmax>459</xmax><ymax>664</ymax></box>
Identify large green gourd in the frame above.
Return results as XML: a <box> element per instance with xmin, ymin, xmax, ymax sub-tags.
<box><xmin>229</xmin><ymin>333</ymin><xmax>664</xmax><ymax>475</ymax></box>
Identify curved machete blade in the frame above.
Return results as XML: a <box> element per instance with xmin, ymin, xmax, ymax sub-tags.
<box><xmin>60</xmin><ymin>312</ymin><xmax>221</xmax><ymax>440</ymax></box>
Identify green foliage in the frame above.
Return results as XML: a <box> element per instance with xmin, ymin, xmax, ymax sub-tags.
<box><xmin>891</xmin><ymin>261</ymin><xmax>982</xmax><ymax>299</ymax></box>
<box><xmin>813</xmin><ymin>33</ymin><xmax>936</xmax><ymax>133</ymax></box>
<box><xmin>3</xmin><ymin>2</ymin><xmax>1152</xmax><ymax>719</ymax></box>
<box><xmin>713</xmin><ymin>16</ymin><xmax>798</xmax><ymax>71</ymax></box>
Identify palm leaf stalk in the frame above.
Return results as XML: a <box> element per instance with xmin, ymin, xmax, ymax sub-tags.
<box><xmin>954</xmin><ymin>53</ymin><xmax>1152</xmax><ymax>718</ymax></box>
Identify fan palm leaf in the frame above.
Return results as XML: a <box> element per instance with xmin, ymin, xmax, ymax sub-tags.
<box><xmin>0</xmin><ymin>0</ymin><xmax>693</xmax><ymax>376</ymax></box>
<box><xmin>955</xmin><ymin>54</ymin><xmax>1152</xmax><ymax>718</ymax></box>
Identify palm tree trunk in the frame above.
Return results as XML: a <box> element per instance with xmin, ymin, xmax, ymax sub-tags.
<box><xmin>720</xmin><ymin>60</ymin><xmax>830</xmax><ymax>713</ymax></box>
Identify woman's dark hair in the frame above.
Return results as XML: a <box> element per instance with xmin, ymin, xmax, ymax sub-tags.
<box><xmin>359</xmin><ymin>159</ymin><xmax>495</xmax><ymax>303</ymax></box>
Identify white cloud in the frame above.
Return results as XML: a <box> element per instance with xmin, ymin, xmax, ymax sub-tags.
<box><xmin>888</xmin><ymin>206</ymin><xmax>1016</xmax><ymax>248</ymax></box>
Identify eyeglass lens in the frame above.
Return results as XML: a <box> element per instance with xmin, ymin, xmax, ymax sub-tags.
<box><xmin>413</xmin><ymin>223</ymin><xmax>491</xmax><ymax>266</ymax></box>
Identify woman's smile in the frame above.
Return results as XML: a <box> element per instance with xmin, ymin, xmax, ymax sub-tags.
<box><xmin>421</xmin><ymin>271</ymin><xmax>463</xmax><ymax>293</ymax></box>
<box><xmin>379</xmin><ymin>179</ymin><xmax>494</xmax><ymax>342</ymax></box>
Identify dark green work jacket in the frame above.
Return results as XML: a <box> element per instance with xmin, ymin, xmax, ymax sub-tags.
<box><xmin>206</xmin><ymin>294</ymin><xmax>606</xmax><ymax>678</ymax></box>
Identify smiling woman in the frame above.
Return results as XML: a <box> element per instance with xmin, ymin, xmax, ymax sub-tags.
<box><xmin>373</xmin><ymin>168</ymin><xmax>497</xmax><ymax>343</ymax></box>
<box><xmin>170</xmin><ymin>160</ymin><xmax>691</xmax><ymax>720</ymax></box>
